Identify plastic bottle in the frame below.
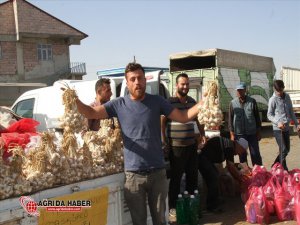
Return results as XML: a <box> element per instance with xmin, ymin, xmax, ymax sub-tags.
<box><xmin>194</xmin><ymin>189</ymin><xmax>202</xmax><ymax>219</ymax></box>
<box><xmin>183</xmin><ymin>190</ymin><xmax>190</xmax><ymax>222</ymax></box>
<box><xmin>176</xmin><ymin>194</ymin><xmax>188</xmax><ymax>224</ymax></box>
<box><xmin>189</xmin><ymin>195</ymin><xmax>198</xmax><ymax>225</ymax></box>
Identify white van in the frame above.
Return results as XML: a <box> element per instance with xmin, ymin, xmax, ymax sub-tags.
<box><xmin>2</xmin><ymin>71</ymin><xmax>171</xmax><ymax>225</ymax></box>
<box><xmin>11</xmin><ymin>71</ymin><xmax>170</xmax><ymax>132</ymax></box>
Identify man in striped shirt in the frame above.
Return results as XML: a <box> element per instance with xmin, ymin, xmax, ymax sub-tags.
<box><xmin>161</xmin><ymin>73</ymin><xmax>205</xmax><ymax>213</ymax></box>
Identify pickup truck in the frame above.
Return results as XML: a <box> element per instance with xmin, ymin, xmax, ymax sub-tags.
<box><xmin>0</xmin><ymin>71</ymin><xmax>171</xmax><ymax>225</ymax></box>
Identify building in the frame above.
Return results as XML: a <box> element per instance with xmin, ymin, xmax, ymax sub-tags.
<box><xmin>0</xmin><ymin>0</ymin><xmax>88</xmax><ymax>106</ymax></box>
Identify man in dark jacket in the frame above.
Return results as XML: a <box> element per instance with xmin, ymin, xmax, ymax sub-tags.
<box><xmin>228</xmin><ymin>82</ymin><xmax>262</xmax><ymax>166</ymax></box>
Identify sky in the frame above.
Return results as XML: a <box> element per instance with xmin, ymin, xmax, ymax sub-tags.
<box><xmin>2</xmin><ymin>0</ymin><xmax>300</xmax><ymax>80</ymax></box>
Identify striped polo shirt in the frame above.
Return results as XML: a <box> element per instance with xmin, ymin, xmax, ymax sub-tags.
<box><xmin>166</xmin><ymin>96</ymin><xmax>198</xmax><ymax>147</ymax></box>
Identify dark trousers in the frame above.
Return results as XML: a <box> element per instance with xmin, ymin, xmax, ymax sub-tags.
<box><xmin>273</xmin><ymin>130</ymin><xmax>290</xmax><ymax>171</ymax></box>
<box><xmin>198</xmin><ymin>153</ymin><xmax>220</xmax><ymax>210</ymax></box>
<box><xmin>236</xmin><ymin>134</ymin><xmax>262</xmax><ymax>166</ymax></box>
<box><xmin>168</xmin><ymin>144</ymin><xmax>198</xmax><ymax>209</ymax></box>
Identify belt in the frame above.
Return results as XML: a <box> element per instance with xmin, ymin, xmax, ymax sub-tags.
<box><xmin>127</xmin><ymin>168</ymin><xmax>163</xmax><ymax>175</ymax></box>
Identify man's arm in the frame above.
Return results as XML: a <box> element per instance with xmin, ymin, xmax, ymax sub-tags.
<box><xmin>161</xmin><ymin>115</ymin><xmax>168</xmax><ymax>145</ymax></box>
<box><xmin>286</xmin><ymin>94</ymin><xmax>300</xmax><ymax>130</ymax></box>
<box><xmin>228</xmin><ymin>103</ymin><xmax>235</xmax><ymax>140</ymax></box>
<box><xmin>168</xmin><ymin>103</ymin><xmax>200</xmax><ymax>123</ymax></box>
<box><xmin>253</xmin><ymin>100</ymin><xmax>261</xmax><ymax>129</ymax></box>
<box><xmin>267</xmin><ymin>97</ymin><xmax>279</xmax><ymax>125</ymax></box>
<box><xmin>76</xmin><ymin>98</ymin><xmax>109</xmax><ymax>119</ymax></box>
<box><xmin>253</xmin><ymin>100</ymin><xmax>262</xmax><ymax>141</ymax></box>
<box><xmin>196</xmin><ymin>119</ymin><xmax>206</xmax><ymax>147</ymax></box>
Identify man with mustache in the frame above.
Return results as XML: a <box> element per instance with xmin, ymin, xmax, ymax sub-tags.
<box><xmin>75</xmin><ymin>63</ymin><xmax>202</xmax><ymax>225</ymax></box>
<box><xmin>88</xmin><ymin>78</ymin><xmax>112</xmax><ymax>131</ymax></box>
<box><xmin>228</xmin><ymin>82</ymin><xmax>262</xmax><ymax>166</ymax></box>
<box><xmin>161</xmin><ymin>73</ymin><xmax>205</xmax><ymax>220</ymax></box>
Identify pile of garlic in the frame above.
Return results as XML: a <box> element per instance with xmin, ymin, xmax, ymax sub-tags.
<box><xmin>197</xmin><ymin>82</ymin><xmax>223</xmax><ymax>130</ymax></box>
<box><xmin>83</xmin><ymin>118</ymin><xmax>124</xmax><ymax>178</ymax></box>
<box><xmin>0</xmin><ymin>148</ymin><xmax>14</xmax><ymax>199</ymax></box>
<box><xmin>0</xmin><ymin>146</ymin><xmax>32</xmax><ymax>200</ymax></box>
<box><xmin>0</xmin><ymin>87</ymin><xmax>124</xmax><ymax>200</ymax></box>
<box><xmin>23</xmin><ymin>132</ymin><xmax>61</xmax><ymax>191</ymax></box>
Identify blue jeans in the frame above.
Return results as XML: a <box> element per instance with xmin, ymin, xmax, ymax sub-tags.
<box><xmin>272</xmin><ymin>130</ymin><xmax>290</xmax><ymax>170</ymax></box>
<box><xmin>236</xmin><ymin>134</ymin><xmax>262</xmax><ymax>166</ymax></box>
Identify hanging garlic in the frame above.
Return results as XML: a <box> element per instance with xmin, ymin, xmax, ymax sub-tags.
<box><xmin>198</xmin><ymin>81</ymin><xmax>223</xmax><ymax>130</ymax></box>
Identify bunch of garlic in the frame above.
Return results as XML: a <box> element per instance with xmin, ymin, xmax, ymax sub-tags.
<box><xmin>0</xmin><ymin>148</ymin><xmax>14</xmax><ymax>199</ymax></box>
<box><xmin>198</xmin><ymin>82</ymin><xmax>223</xmax><ymax>130</ymax></box>
<box><xmin>83</xmin><ymin>118</ymin><xmax>124</xmax><ymax>178</ymax></box>
<box><xmin>61</xmin><ymin>88</ymin><xmax>86</xmax><ymax>133</ymax></box>
<box><xmin>60</xmin><ymin>88</ymin><xmax>86</xmax><ymax>160</ymax></box>
<box><xmin>23</xmin><ymin>132</ymin><xmax>64</xmax><ymax>190</ymax></box>
<box><xmin>2</xmin><ymin>146</ymin><xmax>33</xmax><ymax>198</ymax></box>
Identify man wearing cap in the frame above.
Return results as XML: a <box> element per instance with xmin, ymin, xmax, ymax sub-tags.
<box><xmin>228</xmin><ymin>82</ymin><xmax>263</xmax><ymax>166</ymax></box>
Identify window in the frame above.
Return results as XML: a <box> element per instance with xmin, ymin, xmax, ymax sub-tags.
<box><xmin>37</xmin><ymin>44</ymin><xmax>52</xmax><ymax>61</ymax></box>
<box><xmin>12</xmin><ymin>98</ymin><xmax>35</xmax><ymax>118</ymax></box>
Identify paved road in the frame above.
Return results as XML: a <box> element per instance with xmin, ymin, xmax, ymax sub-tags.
<box><xmin>200</xmin><ymin>123</ymin><xmax>300</xmax><ymax>225</ymax></box>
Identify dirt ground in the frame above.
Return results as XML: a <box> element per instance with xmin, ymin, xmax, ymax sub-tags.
<box><xmin>199</xmin><ymin>122</ymin><xmax>300</xmax><ymax>225</ymax></box>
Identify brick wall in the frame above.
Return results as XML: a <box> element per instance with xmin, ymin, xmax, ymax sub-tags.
<box><xmin>0</xmin><ymin>2</ymin><xmax>16</xmax><ymax>35</ymax></box>
<box><xmin>0</xmin><ymin>42</ymin><xmax>17</xmax><ymax>76</ymax></box>
<box><xmin>0</xmin><ymin>40</ymin><xmax>69</xmax><ymax>81</ymax></box>
<box><xmin>23</xmin><ymin>40</ymin><xmax>70</xmax><ymax>79</ymax></box>
<box><xmin>23</xmin><ymin>42</ymin><xmax>38</xmax><ymax>73</ymax></box>
<box><xmin>17</xmin><ymin>0</ymin><xmax>83</xmax><ymax>36</ymax></box>
<box><xmin>53</xmin><ymin>43</ymin><xmax>69</xmax><ymax>56</ymax></box>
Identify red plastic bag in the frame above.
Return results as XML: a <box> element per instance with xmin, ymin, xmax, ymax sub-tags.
<box><xmin>294</xmin><ymin>191</ymin><xmax>300</xmax><ymax>224</ymax></box>
<box><xmin>263</xmin><ymin>176</ymin><xmax>277</xmax><ymax>215</ymax></box>
<box><xmin>249</xmin><ymin>169</ymin><xmax>272</xmax><ymax>188</ymax></box>
<box><xmin>274</xmin><ymin>176</ymin><xmax>294</xmax><ymax>221</ymax></box>
<box><xmin>0</xmin><ymin>118</ymin><xmax>39</xmax><ymax>134</ymax></box>
<box><xmin>0</xmin><ymin>118</ymin><xmax>39</xmax><ymax>160</ymax></box>
<box><xmin>1</xmin><ymin>132</ymin><xmax>38</xmax><ymax>160</ymax></box>
<box><xmin>271</xmin><ymin>163</ymin><xmax>286</xmax><ymax>184</ymax></box>
<box><xmin>282</xmin><ymin>174</ymin><xmax>295</xmax><ymax>197</ymax></box>
<box><xmin>245</xmin><ymin>186</ymin><xmax>269</xmax><ymax>224</ymax></box>
<box><xmin>291</xmin><ymin>172</ymin><xmax>300</xmax><ymax>193</ymax></box>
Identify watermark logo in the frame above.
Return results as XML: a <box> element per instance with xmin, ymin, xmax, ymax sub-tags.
<box><xmin>19</xmin><ymin>196</ymin><xmax>40</xmax><ymax>216</ymax></box>
<box><xmin>19</xmin><ymin>196</ymin><xmax>91</xmax><ymax>217</ymax></box>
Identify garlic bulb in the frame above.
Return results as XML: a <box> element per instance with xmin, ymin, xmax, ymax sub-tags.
<box><xmin>198</xmin><ymin>82</ymin><xmax>223</xmax><ymax>130</ymax></box>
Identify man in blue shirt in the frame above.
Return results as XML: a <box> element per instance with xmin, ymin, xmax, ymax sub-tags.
<box><xmin>75</xmin><ymin>63</ymin><xmax>202</xmax><ymax>225</ymax></box>
<box><xmin>267</xmin><ymin>80</ymin><xmax>300</xmax><ymax>170</ymax></box>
